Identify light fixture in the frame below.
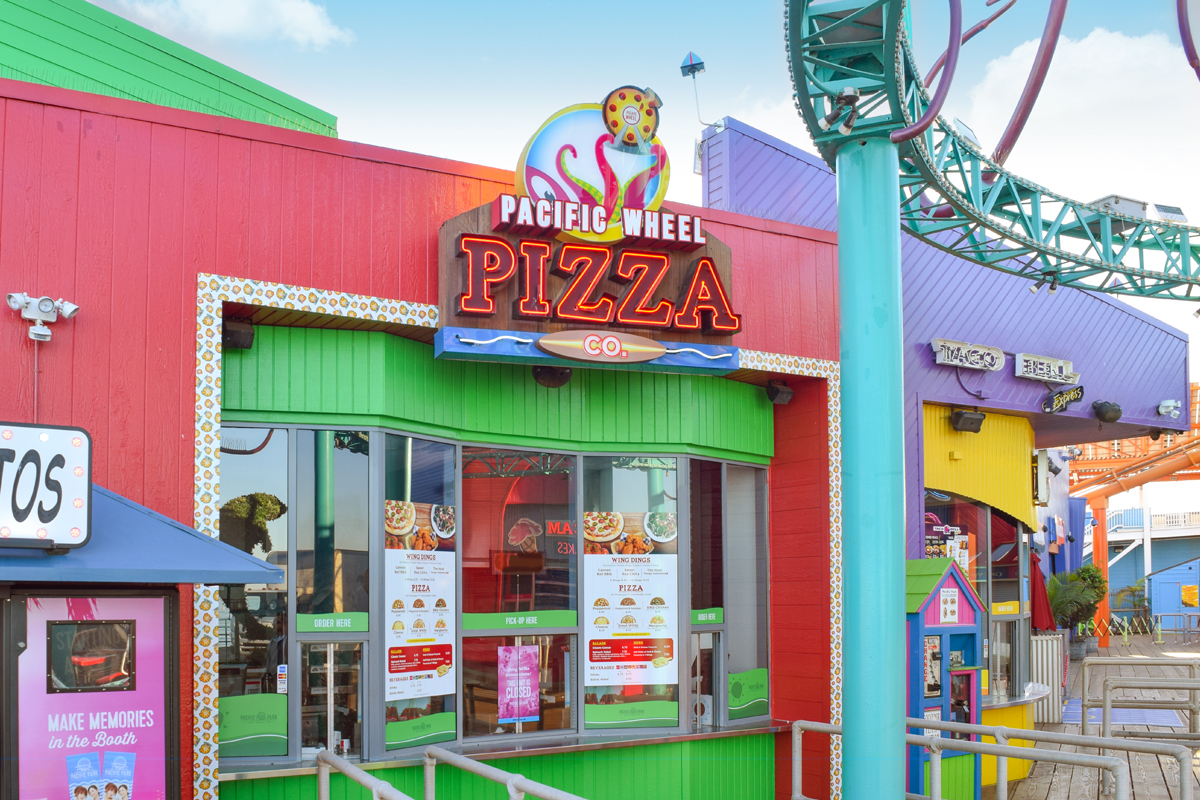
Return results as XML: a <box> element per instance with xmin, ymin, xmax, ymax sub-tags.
<box><xmin>1048</xmin><ymin>276</ymin><xmax>1059</xmax><ymax>295</ymax></box>
<box><xmin>1093</xmin><ymin>401</ymin><xmax>1123</xmax><ymax>424</ymax></box>
<box><xmin>950</xmin><ymin>409</ymin><xmax>986</xmax><ymax>433</ymax></box>
<box><xmin>1149</xmin><ymin>429</ymin><xmax>1162</xmax><ymax>441</ymax></box>
<box><xmin>1193</xmin><ymin>306</ymin><xmax>1200</xmax><ymax>319</ymax></box>
<box><xmin>681</xmin><ymin>51</ymin><xmax>722</xmax><ymax>131</ymax></box>
<box><xmin>6</xmin><ymin>292</ymin><xmax>79</xmax><ymax>341</ymax></box>
<box><xmin>765</xmin><ymin>380</ymin><xmax>794</xmax><ymax>405</ymax></box>
<box><xmin>1158</xmin><ymin>399</ymin><xmax>1182</xmax><ymax>419</ymax></box>
<box><xmin>532</xmin><ymin>365</ymin><xmax>571</xmax><ymax>388</ymax></box>
<box><xmin>1029</xmin><ymin>279</ymin><xmax>1045</xmax><ymax>295</ymax></box>
<box><xmin>818</xmin><ymin>87</ymin><xmax>860</xmax><ymax>132</ymax></box>
<box><xmin>1067</xmin><ymin>532</ymin><xmax>1076</xmax><ymax>543</ymax></box>
<box><xmin>1047</xmin><ymin>458</ymin><xmax>1062</xmax><ymax>476</ymax></box>
<box><xmin>223</xmin><ymin>320</ymin><xmax>255</xmax><ymax>350</ymax></box>
<box><xmin>837</xmin><ymin>108</ymin><xmax>859</xmax><ymax>136</ymax></box>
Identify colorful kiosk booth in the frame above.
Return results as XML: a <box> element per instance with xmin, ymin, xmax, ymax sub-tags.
<box><xmin>907</xmin><ymin>559</ymin><xmax>985</xmax><ymax>800</ymax></box>
<box><xmin>0</xmin><ymin>423</ymin><xmax>283</xmax><ymax>800</ymax></box>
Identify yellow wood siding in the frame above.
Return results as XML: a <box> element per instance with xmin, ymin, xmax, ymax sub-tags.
<box><xmin>980</xmin><ymin>702</ymin><xmax>1035</xmax><ymax>782</ymax></box>
<box><xmin>923</xmin><ymin>404</ymin><xmax>1036</xmax><ymax>528</ymax></box>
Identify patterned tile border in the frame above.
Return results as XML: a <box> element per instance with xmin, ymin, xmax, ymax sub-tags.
<box><xmin>191</xmin><ymin>275</ymin><xmax>438</xmax><ymax>799</ymax></box>
<box><xmin>192</xmin><ymin>280</ymin><xmax>841</xmax><ymax>799</ymax></box>
<box><xmin>739</xmin><ymin>349</ymin><xmax>842</xmax><ymax>798</ymax></box>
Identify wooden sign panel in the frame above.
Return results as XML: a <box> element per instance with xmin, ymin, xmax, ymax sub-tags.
<box><xmin>438</xmin><ymin>203</ymin><xmax>738</xmax><ymax>346</ymax></box>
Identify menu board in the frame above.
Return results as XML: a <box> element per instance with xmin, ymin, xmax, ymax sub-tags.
<box><xmin>926</xmin><ymin>524</ymin><xmax>970</xmax><ymax>575</ymax></box>
<box><xmin>584</xmin><ymin>511</ymin><xmax>679</xmax><ymax>688</ymax></box>
<box><xmin>384</xmin><ymin>501</ymin><xmax>457</xmax><ymax>702</ymax></box>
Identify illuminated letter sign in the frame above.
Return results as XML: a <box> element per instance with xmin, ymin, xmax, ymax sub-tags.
<box><xmin>931</xmin><ymin>338</ymin><xmax>1005</xmax><ymax>371</ymax></box>
<box><xmin>553</xmin><ymin>245</ymin><xmax>617</xmax><ymax>324</ymax></box>
<box><xmin>611</xmin><ymin>251</ymin><xmax>674</xmax><ymax>328</ymax></box>
<box><xmin>673</xmin><ymin>257</ymin><xmax>742</xmax><ymax>333</ymax></box>
<box><xmin>457</xmin><ymin>235</ymin><xmax>517</xmax><ymax>316</ymax></box>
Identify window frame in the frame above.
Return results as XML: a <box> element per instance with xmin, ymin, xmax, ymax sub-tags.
<box><xmin>219</xmin><ymin>423</ymin><xmax>771</xmax><ymax>766</ymax></box>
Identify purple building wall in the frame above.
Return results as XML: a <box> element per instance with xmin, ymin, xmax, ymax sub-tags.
<box><xmin>702</xmin><ymin>117</ymin><xmax>1191</xmax><ymax>558</ymax></box>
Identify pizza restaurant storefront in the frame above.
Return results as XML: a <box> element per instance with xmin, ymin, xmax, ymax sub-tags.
<box><xmin>167</xmin><ymin>87</ymin><xmax>843</xmax><ymax>798</ymax></box>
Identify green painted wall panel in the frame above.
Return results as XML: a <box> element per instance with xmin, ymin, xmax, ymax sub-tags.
<box><xmin>0</xmin><ymin>0</ymin><xmax>336</xmax><ymax>135</ymax></box>
<box><xmin>221</xmin><ymin>735</ymin><xmax>774</xmax><ymax>799</ymax></box>
<box><xmin>223</xmin><ymin>327</ymin><xmax>774</xmax><ymax>462</ymax></box>
<box><xmin>923</xmin><ymin>754</ymin><xmax>975</xmax><ymax>800</ymax></box>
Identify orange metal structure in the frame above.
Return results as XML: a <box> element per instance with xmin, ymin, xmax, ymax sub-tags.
<box><xmin>1068</xmin><ymin>383</ymin><xmax>1200</xmax><ymax>645</ymax></box>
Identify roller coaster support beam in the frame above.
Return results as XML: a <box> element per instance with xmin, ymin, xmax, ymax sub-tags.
<box><xmin>838</xmin><ymin>137</ymin><xmax>908</xmax><ymax>798</ymax></box>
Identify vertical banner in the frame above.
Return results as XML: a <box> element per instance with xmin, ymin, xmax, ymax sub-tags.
<box><xmin>583</xmin><ymin>511</ymin><xmax>679</xmax><ymax>728</ymax></box>
<box><xmin>497</xmin><ymin>645</ymin><xmax>540</xmax><ymax>724</ymax></box>
<box><xmin>384</xmin><ymin>501</ymin><xmax>457</xmax><ymax>749</ymax></box>
<box><xmin>19</xmin><ymin>596</ymin><xmax>167</xmax><ymax>800</ymax></box>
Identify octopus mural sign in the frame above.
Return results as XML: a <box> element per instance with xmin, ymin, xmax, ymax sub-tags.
<box><xmin>514</xmin><ymin>86</ymin><xmax>670</xmax><ymax>246</ymax></box>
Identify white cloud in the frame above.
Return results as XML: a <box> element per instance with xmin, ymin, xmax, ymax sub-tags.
<box><xmin>98</xmin><ymin>0</ymin><xmax>353</xmax><ymax>48</ymax></box>
<box><xmin>945</xmin><ymin>28</ymin><xmax>1200</xmax><ymax>376</ymax></box>
<box><xmin>948</xmin><ymin>28</ymin><xmax>1200</xmax><ymax>226</ymax></box>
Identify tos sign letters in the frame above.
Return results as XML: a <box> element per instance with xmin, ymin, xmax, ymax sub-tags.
<box><xmin>0</xmin><ymin>422</ymin><xmax>92</xmax><ymax>549</ymax></box>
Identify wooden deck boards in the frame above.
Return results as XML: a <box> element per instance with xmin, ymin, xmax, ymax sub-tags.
<box><xmin>1009</xmin><ymin>635</ymin><xmax>1200</xmax><ymax>800</ymax></box>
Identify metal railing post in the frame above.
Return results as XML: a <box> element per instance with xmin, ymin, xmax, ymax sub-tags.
<box><xmin>1082</xmin><ymin>658</ymin><xmax>1091</xmax><ymax>736</ymax></box>
<box><xmin>928</xmin><ymin>743</ymin><xmax>942</xmax><ymax>800</ymax></box>
<box><xmin>423</xmin><ymin>754</ymin><xmax>436</xmax><ymax>800</ymax></box>
<box><xmin>1103</xmin><ymin>677</ymin><xmax>1113</xmax><ymax>794</ymax></box>
<box><xmin>994</xmin><ymin>728</ymin><xmax>1009</xmax><ymax>800</ymax></box>
<box><xmin>318</xmin><ymin>760</ymin><xmax>331</xmax><ymax>800</ymax></box>
<box><xmin>792</xmin><ymin>722</ymin><xmax>803</xmax><ymax>800</ymax></box>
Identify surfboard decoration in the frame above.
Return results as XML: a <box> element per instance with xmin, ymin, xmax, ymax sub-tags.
<box><xmin>535</xmin><ymin>330</ymin><xmax>667</xmax><ymax>364</ymax></box>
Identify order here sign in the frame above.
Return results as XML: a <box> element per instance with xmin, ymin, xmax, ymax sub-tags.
<box><xmin>0</xmin><ymin>422</ymin><xmax>92</xmax><ymax>549</ymax></box>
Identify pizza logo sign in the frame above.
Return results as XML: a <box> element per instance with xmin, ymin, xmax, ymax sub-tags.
<box><xmin>515</xmin><ymin>86</ymin><xmax>669</xmax><ymax>246</ymax></box>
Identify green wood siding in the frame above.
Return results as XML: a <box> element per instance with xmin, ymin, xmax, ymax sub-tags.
<box><xmin>219</xmin><ymin>734</ymin><xmax>775</xmax><ymax>799</ymax></box>
<box><xmin>924</xmin><ymin>753</ymin><xmax>976</xmax><ymax>800</ymax></box>
<box><xmin>0</xmin><ymin>0</ymin><xmax>336</xmax><ymax>136</ymax></box>
<box><xmin>222</xmin><ymin>326</ymin><xmax>774</xmax><ymax>462</ymax></box>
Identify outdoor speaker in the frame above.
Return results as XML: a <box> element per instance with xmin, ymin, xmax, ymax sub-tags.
<box><xmin>1092</xmin><ymin>401</ymin><xmax>1123</xmax><ymax>424</ymax></box>
<box><xmin>950</xmin><ymin>409</ymin><xmax>986</xmax><ymax>433</ymax></box>
<box><xmin>765</xmin><ymin>380</ymin><xmax>794</xmax><ymax>405</ymax></box>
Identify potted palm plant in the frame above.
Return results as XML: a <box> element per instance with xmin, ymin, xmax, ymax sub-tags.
<box><xmin>1076</xmin><ymin>564</ymin><xmax>1109</xmax><ymax>654</ymax></box>
<box><xmin>1047</xmin><ymin>571</ymin><xmax>1101</xmax><ymax>660</ymax></box>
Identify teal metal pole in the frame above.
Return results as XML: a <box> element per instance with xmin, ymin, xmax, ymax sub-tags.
<box><xmin>314</xmin><ymin>430</ymin><xmax>336</xmax><ymax>615</ymax></box>
<box><xmin>836</xmin><ymin>137</ymin><xmax>907</xmax><ymax>798</ymax></box>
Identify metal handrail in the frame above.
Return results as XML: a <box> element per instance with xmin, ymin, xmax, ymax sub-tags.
<box><xmin>911</xmin><ymin>715</ymin><xmax>1193</xmax><ymax>800</ymax></box>
<box><xmin>423</xmin><ymin>745</ymin><xmax>588</xmax><ymax>800</ymax></box>
<box><xmin>1081</xmin><ymin>656</ymin><xmax>1200</xmax><ymax>736</ymax></box>
<box><xmin>316</xmin><ymin>749</ymin><xmax>416</xmax><ymax>800</ymax></box>
<box><xmin>792</xmin><ymin>719</ymin><xmax>1132</xmax><ymax>800</ymax></box>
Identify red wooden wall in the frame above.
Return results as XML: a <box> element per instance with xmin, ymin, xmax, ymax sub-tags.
<box><xmin>769</xmin><ymin>377</ymin><xmax>835</xmax><ymax>800</ymax></box>
<box><xmin>0</xmin><ymin>77</ymin><xmax>838</xmax><ymax>797</ymax></box>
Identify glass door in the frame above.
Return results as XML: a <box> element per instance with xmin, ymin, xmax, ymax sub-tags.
<box><xmin>690</xmin><ymin>632</ymin><xmax>719</xmax><ymax>728</ymax></box>
<box><xmin>301</xmin><ymin>643</ymin><xmax>363</xmax><ymax>758</ymax></box>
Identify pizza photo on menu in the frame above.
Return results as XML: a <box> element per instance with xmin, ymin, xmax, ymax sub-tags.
<box><xmin>385</xmin><ymin>499</ymin><xmax>416</xmax><ymax>537</ymax></box>
<box><xmin>584</xmin><ymin>511</ymin><xmax>624</xmax><ymax>542</ymax></box>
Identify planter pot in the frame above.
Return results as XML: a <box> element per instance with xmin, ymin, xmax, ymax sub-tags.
<box><xmin>1086</xmin><ymin>636</ymin><xmax>1100</xmax><ymax>655</ymax></box>
<box><xmin>1069</xmin><ymin>639</ymin><xmax>1088</xmax><ymax>660</ymax></box>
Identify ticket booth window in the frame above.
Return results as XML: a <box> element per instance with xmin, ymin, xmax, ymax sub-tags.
<box><xmin>48</xmin><ymin>620</ymin><xmax>136</xmax><ymax>693</ymax></box>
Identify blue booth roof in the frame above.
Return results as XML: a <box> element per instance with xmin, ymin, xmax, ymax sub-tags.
<box><xmin>0</xmin><ymin>485</ymin><xmax>284</xmax><ymax>584</ymax></box>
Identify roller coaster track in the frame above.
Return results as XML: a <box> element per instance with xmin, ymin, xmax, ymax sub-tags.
<box><xmin>786</xmin><ymin>0</ymin><xmax>1200</xmax><ymax>301</ymax></box>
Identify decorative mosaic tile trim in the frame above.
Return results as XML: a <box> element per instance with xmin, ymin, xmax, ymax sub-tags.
<box><xmin>192</xmin><ymin>274</ymin><xmax>438</xmax><ymax>799</ymax></box>
<box><xmin>740</xmin><ymin>349</ymin><xmax>843</xmax><ymax>799</ymax></box>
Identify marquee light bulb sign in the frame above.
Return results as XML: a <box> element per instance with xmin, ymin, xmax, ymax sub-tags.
<box><xmin>436</xmin><ymin>86</ymin><xmax>742</xmax><ymax>373</ymax></box>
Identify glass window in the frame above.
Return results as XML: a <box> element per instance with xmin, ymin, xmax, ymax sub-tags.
<box><xmin>48</xmin><ymin>621</ymin><xmax>135</xmax><ymax>693</ymax></box>
<box><xmin>462</xmin><ymin>635</ymin><xmax>575</xmax><ymax>737</ymax></box>
<box><xmin>217</xmin><ymin>427</ymin><xmax>289</xmax><ymax>757</ymax></box>
<box><xmin>461</xmin><ymin>448</ymin><xmax>577</xmax><ymax>622</ymax></box>
<box><xmin>690</xmin><ymin>460</ymin><xmax>723</xmax><ymax>614</ymax></box>
<box><xmin>690</xmin><ymin>632</ymin><xmax>718</xmax><ymax>728</ymax></box>
<box><xmin>923</xmin><ymin>490</ymin><xmax>987</xmax><ymax>601</ymax></box>
<box><xmin>990</xmin><ymin>512</ymin><xmax>1021</xmax><ymax>605</ymax></box>
<box><xmin>583</xmin><ymin>457</ymin><xmax>680</xmax><ymax>729</ymax></box>
<box><xmin>383</xmin><ymin>434</ymin><xmax>458</xmax><ymax>751</ymax></box>
<box><xmin>725</xmin><ymin>465</ymin><xmax>769</xmax><ymax>720</ymax></box>
<box><xmin>300</xmin><ymin>643</ymin><xmax>362</xmax><ymax>758</ymax></box>
<box><xmin>991</xmin><ymin>620</ymin><xmax>1015</xmax><ymax>699</ymax></box>
<box><xmin>297</xmin><ymin>430</ymin><xmax>370</xmax><ymax>631</ymax></box>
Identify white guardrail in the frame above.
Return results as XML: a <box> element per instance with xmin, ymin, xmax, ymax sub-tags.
<box><xmin>315</xmin><ymin>745</ymin><xmax>591</xmax><ymax>800</ymax></box>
